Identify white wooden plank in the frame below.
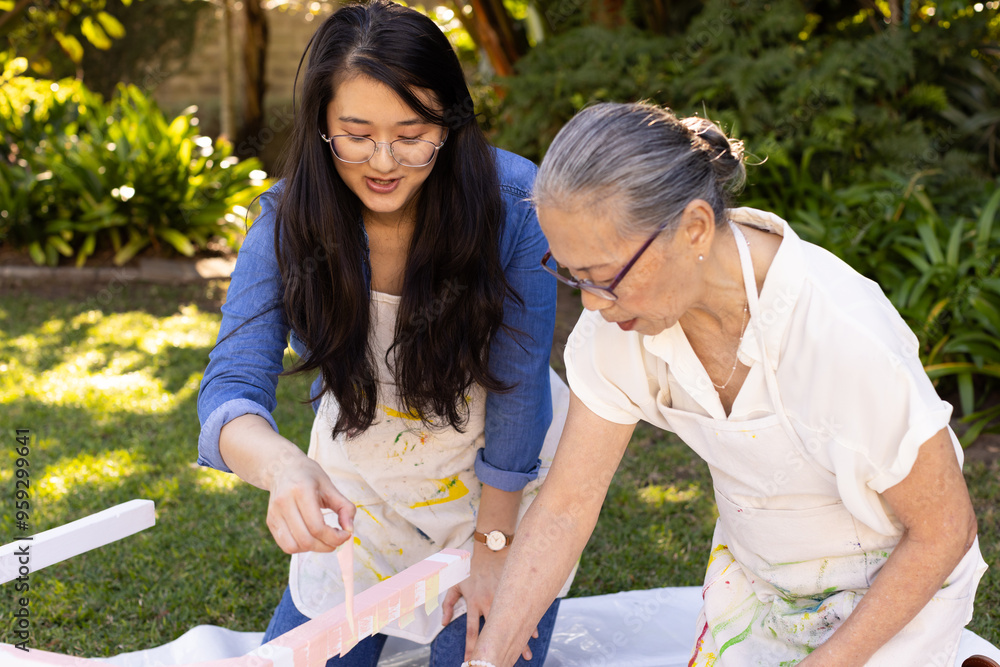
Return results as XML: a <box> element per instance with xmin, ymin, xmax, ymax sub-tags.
<box><xmin>0</xmin><ymin>500</ymin><xmax>156</xmax><ymax>584</ymax></box>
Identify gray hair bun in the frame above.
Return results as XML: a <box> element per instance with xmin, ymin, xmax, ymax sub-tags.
<box><xmin>680</xmin><ymin>116</ymin><xmax>746</xmax><ymax>196</ymax></box>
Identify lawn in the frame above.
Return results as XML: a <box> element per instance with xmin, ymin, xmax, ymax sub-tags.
<box><xmin>0</xmin><ymin>278</ymin><xmax>997</xmax><ymax>658</ymax></box>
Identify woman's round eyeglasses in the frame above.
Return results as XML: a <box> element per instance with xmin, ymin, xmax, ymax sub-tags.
<box><xmin>320</xmin><ymin>131</ymin><xmax>446</xmax><ymax>168</ymax></box>
<box><xmin>539</xmin><ymin>225</ymin><xmax>666</xmax><ymax>301</ymax></box>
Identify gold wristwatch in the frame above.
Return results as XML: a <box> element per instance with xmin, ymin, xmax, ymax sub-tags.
<box><xmin>473</xmin><ymin>529</ymin><xmax>514</xmax><ymax>551</ymax></box>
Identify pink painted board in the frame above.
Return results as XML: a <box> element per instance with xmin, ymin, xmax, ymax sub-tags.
<box><xmin>0</xmin><ymin>549</ymin><xmax>470</xmax><ymax>667</ymax></box>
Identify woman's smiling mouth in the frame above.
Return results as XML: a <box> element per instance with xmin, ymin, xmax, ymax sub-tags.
<box><xmin>365</xmin><ymin>176</ymin><xmax>400</xmax><ymax>193</ymax></box>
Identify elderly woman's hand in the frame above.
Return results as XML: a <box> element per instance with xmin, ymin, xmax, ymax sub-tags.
<box><xmin>441</xmin><ymin>544</ymin><xmax>538</xmax><ymax>662</ymax></box>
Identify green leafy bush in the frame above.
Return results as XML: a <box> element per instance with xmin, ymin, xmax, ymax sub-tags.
<box><xmin>497</xmin><ymin>0</ymin><xmax>997</xmax><ymax>196</ymax></box>
<box><xmin>0</xmin><ymin>75</ymin><xmax>267</xmax><ymax>266</ymax></box>
<box><xmin>878</xmin><ymin>184</ymin><xmax>1000</xmax><ymax>444</ymax></box>
<box><xmin>759</xmin><ymin>164</ymin><xmax>1000</xmax><ymax>441</ymax></box>
<box><xmin>492</xmin><ymin>0</ymin><xmax>1000</xmax><ymax>436</ymax></box>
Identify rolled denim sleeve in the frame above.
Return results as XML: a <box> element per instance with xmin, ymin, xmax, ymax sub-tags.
<box><xmin>476</xmin><ymin>151</ymin><xmax>556</xmax><ymax>492</ymax></box>
<box><xmin>197</xmin><ymin>186</ymin><xmax>291</xmax><ymax>473</ymax></box>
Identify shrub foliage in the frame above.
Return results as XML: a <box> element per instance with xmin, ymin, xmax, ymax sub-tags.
<box><xmin>494</xmin><ymin>0</ymin><xmax>1000</xmax><ymax>437</ymax></box>
<box><xmin>0</xmin><ymin>74</ymin><xmax>266</xmax><ymax>267</ymax></box>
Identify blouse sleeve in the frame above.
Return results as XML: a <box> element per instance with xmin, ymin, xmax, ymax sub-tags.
<box><xmin>196</xmin><ymin>186</ymin><xmax>291</xmax><ymax>473</ymax></box>
<box><xmin>564</xmin><ymin>310</ymin><xmax>646</xmax><ymax>426</ymax></box>
<box><xmin>789</xmin><ymin>275</ymin><xmax>956</xmax><ymax>535</ymax></box>
<box><xmin>476</xmin><ymin>175</ymin><xmax>557</xmax><ymax>492</ymax></box>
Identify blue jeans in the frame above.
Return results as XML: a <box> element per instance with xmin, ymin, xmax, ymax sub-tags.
<box><xmin>262</xmin><ymin>586</ymin><xmax>561</xmax><ymax>667</ymax></box>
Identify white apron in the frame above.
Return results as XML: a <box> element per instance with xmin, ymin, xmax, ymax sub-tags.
<box><xmin>289</xmin><ymin>291</ymin><xmax>574</xmax><ymax>643</ymax></box>
<box><xmin>674</xmin><ymin>224</ymin><xmax>987</xmax><ymax>666</ymax></box>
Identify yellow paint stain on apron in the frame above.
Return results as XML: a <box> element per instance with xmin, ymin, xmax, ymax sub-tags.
<box><xmin>707</xmin><ymin>543</ymin><xmax>729</xmax><ymax>567</ymax></box>
<box><xmin>359</xmin><ymin>558</ymin><xmax>389</xmax><ymax>582</ymax></box>
<box><xmin>381</xmin><ymin>404</ymin><xmax>423</xmax><ymax>421</ymax></box>
<box><xmin>409</xmin><ymin>477</ymin><xmax>470</xmax><ymax>509</ymax></box>
<box><xmin>358</xmin><ymin>505</ymin><xmax>381</xmax><ymax>526</ymax></box>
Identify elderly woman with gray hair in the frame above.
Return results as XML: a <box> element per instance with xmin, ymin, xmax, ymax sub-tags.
<box><xmin>463</xmin><ymin>102</ymin><xmax>987</xmax><ymax>667</ymax></box>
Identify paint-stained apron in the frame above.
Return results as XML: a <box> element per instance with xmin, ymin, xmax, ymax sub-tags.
<box><xmin>678</xmin><ymin>224</ymin><xmax>986</xmax><ymax>666</ymax></box>
<box><xmin>289</xmin><ymin>290</ymin><xmax>573</xmax><ymax>643</ymax></box>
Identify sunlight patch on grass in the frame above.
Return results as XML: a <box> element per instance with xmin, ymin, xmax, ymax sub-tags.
<box><xmin>33</xmin><ymin>364</ymin><xmax>167</xmax><ymax>410</ymax></box>
<box><xmin>0</xmin><ymin>306</ymin><xmax>215</xmax><ymax>411</ymax></box>
<box><xmin>38</xmin><ymin>449</ymin><xmax>149</xmax><ymax>501</ymax></box>
<box><xmin>638</xmin><ymin>483</ymin><xmax>702</xmax><ymax>506</ymax></box>
<box><xmin>86</xmin><ymin>307</ymin><xmax>217</xmax><ymax>354</ymax></box>
<box><xmin>8</xmin><ymin>330</ymin><xmax>57</xmax><ymax>364</ymax></box>
<box><xmin>195</xmin><ymin>467</ymin><xmax>241</xmax><ymax>492</ymax></box>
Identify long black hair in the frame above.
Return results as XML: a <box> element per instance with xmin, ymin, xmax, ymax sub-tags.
<box><xmin>276</xmin><ymin>0</ymin><xmax>517</xmax><ymax>438</ymax></box>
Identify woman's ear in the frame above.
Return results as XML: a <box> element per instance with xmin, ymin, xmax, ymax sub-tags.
<box><xmin>680</xmin><ymin>199</ymin><xmax>717</xmax><ymax>257</ymax></box>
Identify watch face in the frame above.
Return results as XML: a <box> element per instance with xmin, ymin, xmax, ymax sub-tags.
<box><xmin>485</xmin><ymin>531</ymin><xmax>506</xmax><ymax>551</ymax></box>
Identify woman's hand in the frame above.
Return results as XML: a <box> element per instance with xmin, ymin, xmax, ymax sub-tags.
<box><xmin>441</xmin><ymin>544</ymin><xmax>538</xmax><ymax>662</ymax></box>
<box><xmin>219</xmin><ymin>413</ymin><xmax>356</xmax><ymax>554</ymax></box>
<box><xmin>266</xmin><ymin>453</ymin><xmax>355</xmax><ymax>554</ymax></box>
<box><xmin>440</xmin><ymin>484</ymin><xmax>530</xmax><ymax>660</ymax></box>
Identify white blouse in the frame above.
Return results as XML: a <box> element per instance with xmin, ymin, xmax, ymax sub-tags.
<box><xmin>564</xmin><ymin>207</ymin><xmax>958</xmax><ymax>538</ymax></box>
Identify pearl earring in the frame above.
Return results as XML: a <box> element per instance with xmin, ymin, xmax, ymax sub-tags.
<box><xmin>698</xmin><ymin>254</ymin><xmax>704</xmax><ymax>261</ymax></box>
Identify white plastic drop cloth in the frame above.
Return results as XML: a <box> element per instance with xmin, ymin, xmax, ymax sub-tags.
<box><xmin>102</xmin><ymin>587</ymin><xmax>1000</xmax><ymax>667</ymax></box>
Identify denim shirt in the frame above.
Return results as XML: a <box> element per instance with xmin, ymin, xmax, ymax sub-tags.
<box><xmin>196</xmin><ymin>148</ymin><xmax>556</xmax><ymax>492</ymax></box>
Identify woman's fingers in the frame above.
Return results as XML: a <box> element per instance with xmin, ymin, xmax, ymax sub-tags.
<box><xmin>299</xmin><ymin>500</ymin><xmax>349</xmax><ymax>552</ymax></box>
<box><xmin>266</xmin><ymin>518</ymin><xmax>297</xmax><ymax>554</ymax></box>
<box><xmin>441</xmin><ymin>587</ymin><xmax>461</xmax><ymax>626</ymax></box>
<box><xmin>321</xmin><ymin>483</ymin><xmax>356</xmax><ymax>534</ymax></box>
<box><xmin>518</xmin><ymin>628</ymin><xmax>539</xmax><ymax>661</ymax></box>
<box><xmin>267</xmin><ymin>501</ymin><xmax>315</xmax><ymax>553</ymax></box>
<box><xmin>465</xmin><ymin>599</ymin><xmax>490</xmax><ymax>660</ymax></box>
<box><xmin>267</xmin><ymin>461</ymin><xmax>355</xmax><ymax>553</ymax></box>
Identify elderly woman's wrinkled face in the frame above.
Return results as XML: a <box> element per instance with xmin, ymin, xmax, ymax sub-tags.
<box><xmin>538</xmin><ymin>201</ymin><xmax>710</xmax><ymax>337</ymax></box>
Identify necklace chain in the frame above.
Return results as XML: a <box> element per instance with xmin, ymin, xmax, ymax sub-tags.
<box><xmin>712</xmin><ymin>300</ymin><xmax>748</xmax><ymax>390</ymax></box>
<box><xmin>713</xmin><ymin>226</ymin><xmax>751</xmax><ymax>391</ymax></box>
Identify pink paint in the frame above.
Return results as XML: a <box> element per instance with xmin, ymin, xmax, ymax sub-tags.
<box><xmin>0</xmin><ymin>549</ymin><xmax>471</xmax><ymax>667</ymax></box>
<box><xmin>337</xmin><ymin>539</ymin><xmax>356</xmax><ymax>638</ymax></box>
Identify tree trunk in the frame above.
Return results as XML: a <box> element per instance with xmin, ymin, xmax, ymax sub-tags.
<box><xmin>468</xmin><ymin>0</ymin><xmax>516</xmax><ymax>76</ymax></box>
<box><xmin>588</xmin><ymin>0</ymin><xmax>626</xmax><ymax>29</ymax></box>
<box><xmin>219</xmin><ymin>0</ymin><xmax>236</xmax><ymax>142</ymax></box>
<box><xmin>236</xmin><ymin>0</ymin><xmax>268</xmax><ymax>159</ymax></box>
<box><xmin>887</xmin><ymin>0</ymin><xmax>903</xmax><ymax>26</ymax></box>
<box><xmin>484</xmin><ymin>0</ymin><xmax>521</xmax><ymax>64</ymax></box>
<box><xmin>450</xmin><ymin>1</ymin><xmax>482</xmax><ymax>48</ymax></box>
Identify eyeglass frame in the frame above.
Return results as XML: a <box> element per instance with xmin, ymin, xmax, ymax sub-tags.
<box><xmin>319</xmin><ymin>130</ymin><xmax>447</xmax><ymax>168</ymax></box>
<box><xmin>540</xmin><ymin>224</ymin><xmax>667</xmax><ymax>301</ymax></box>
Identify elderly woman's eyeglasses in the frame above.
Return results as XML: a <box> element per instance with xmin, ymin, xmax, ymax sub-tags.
<box><xmin>320</xmin><ymin>131</ymin><xmax>446</xmax><ymax>168</ymax></box>
<box><xmin>539</xmin><ymin>225</ymin><xmax>666</xmax><ymax>301</ymax></box>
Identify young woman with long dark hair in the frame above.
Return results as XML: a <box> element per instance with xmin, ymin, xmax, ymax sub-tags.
<box><xmin>196</xmin><ymin>2</ymin><xmax>572</xmax><ymax>665</ymax></box>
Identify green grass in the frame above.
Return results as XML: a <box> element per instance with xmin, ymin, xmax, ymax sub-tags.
<box><xmin>0</xmin><ymin>282</ymin><xmax>314</xmax><ymax>655</ymax></box>
<box><xmin>0</xmin><ymin>281</ymin><xmax>996</xmax><ymax>657</ymax></box>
